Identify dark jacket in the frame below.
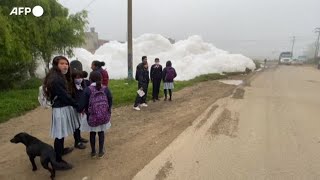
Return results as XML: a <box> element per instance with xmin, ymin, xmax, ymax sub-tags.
<box><xmin>150</xmin><ymin>64</ymin><xmax>163</xmax><ymax>81</ymax></box>
<box><xmin>50</xmin><ymin>75</ymin><xmax>78</xmax><ymax>108</ymax></box>
<box><xmin>135</xmin><ymin>63</ymin><xmax>144</xmax><ymax>81</ymax></box>
<box><xmin>73</xmin><ymin>82</ymin><xmax>87</xmax><ymax>104</ymax></box>
<box><xmin>84</xmin><ymin>79</ymin><xmax>91</xmax><ymax>87</ymax></box>
<box><xmin>137</xmin><ymin>67</ymin><xmax>150</xmax><ymax>88</ymax></box>
<box><xmin>162</xmin><ymin>67</ymin><xmax>177</xmax><ymax>83</ymax></box>
<box><xmin>78</xmin><ymin>85</ymin><xmax>113</xmax><ymax>114</ymax></box>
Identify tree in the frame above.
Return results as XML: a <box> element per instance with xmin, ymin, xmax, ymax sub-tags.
<box><xmin>0</xmin><ymin>6</ymin><xmax>33</xmax><ymax>88</ymax></box>
<box><xmin>36</xmin><ymin>1</ymin><xmax>88</xmax><ymax>72</ymax></box>
<box><xmin>0</xmin><ymin>0</ymin><xmax>88</xmax><ymax>89</ymax></box>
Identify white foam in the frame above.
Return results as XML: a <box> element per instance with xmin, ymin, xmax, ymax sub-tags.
<box><xmin>36</xmin><ymin>34</ymin><xmax>255</xmax><ymax>80</ymax></box>
<box><xmin>218</xmin><ymin>80</ymin><xmax>243</xmax><ymax>86</ymax></box>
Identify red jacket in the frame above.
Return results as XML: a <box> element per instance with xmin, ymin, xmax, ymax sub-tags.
<box><xmin>97</xmin><ymin>68</ymin><xmax>109</xmax><ymax>86</ymax></box>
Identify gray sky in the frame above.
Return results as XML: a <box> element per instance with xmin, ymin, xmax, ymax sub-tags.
<box><xmin>59</xmin><ymin>0</ymin><xmax>320</xmax><ymax>59</ymax></box>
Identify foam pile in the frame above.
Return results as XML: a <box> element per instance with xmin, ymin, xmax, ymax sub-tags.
<box><xmin>36</xmin><ymin>34</ymin><xmax>255</xmax><ymax>80</ymax></box>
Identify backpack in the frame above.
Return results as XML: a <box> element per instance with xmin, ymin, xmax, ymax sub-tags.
<box><xmin>38</xmin><ymin>86</ymin><xmax>54</xmax><ymax>108</ymax></box>
<box><xmin>165</xmin><ymin>67</ymin><xmax>175</xmax><ymax>81</ymax></box>
<box><xmin>88</xmin><ymin>86</ymin><xmax>110</xmax><ymax>127</ymax></box>
<box><xmin>100</xmin><ymin>69</ymin><xmax>109</xmax><ymax>86</ymax></box>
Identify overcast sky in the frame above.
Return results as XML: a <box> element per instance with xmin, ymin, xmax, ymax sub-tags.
<box><xmin>59</xmin><ymin>0</ymin><xmax>320</xmax><ymax>59</ymax></box>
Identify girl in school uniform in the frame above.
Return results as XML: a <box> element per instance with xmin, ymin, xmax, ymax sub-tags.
<box><xmin>78</xmin><ymin>71</ymin><xmax>113</xmax><ymax>158</ymax></box>
<box><xmin>43</xmin><ymin>56</ymin><xmax>79</xmax><ymax>168</ymax></box>
<box><xmin>162</xmin><ymin>61</ymin><xmax>177</xmax><ymax>101</ymax></box>
<box><xmin>71</xmin><ymin>70</ymin><xmax>89</xmax><ymax>149</ymax></box>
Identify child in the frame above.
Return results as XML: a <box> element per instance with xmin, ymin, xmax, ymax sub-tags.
<box><xmin>91</xmin><ymin>60</ymin><xmax>109</xmax><ymax>87</ymax></box>
<box><xmin>71</xmin><ymin>70</ymin><xmax>89</xmax><ymax>149</ymax></box>
<box><xmin>82</xmin><ymin>71</ymin><xmax>91</xmax><ymax>87</ymax></box>
<box><xmin>150</xmin><ymin>58</ymin><xmax>163</xmax><ymax>102</ymax></box>
<box><xmin>133</xmin><ymin>62</ymin><xmax>149</xmax><ymax>111</ymax></box>
<box><xmin>43</xmin><ymin>56</ymin><xmax>79</xmax><ymax>168</ymax></box>
<box><xmin>78</xmin><ymin>71</ymin><xmax>113</xmax><ymax>158</ymax></box>
<box><xmin>162</xmin><ymin>61</ymin><xmax>177</xmax><ymax>101</ymax></box>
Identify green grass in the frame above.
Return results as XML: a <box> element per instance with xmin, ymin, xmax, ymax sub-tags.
<box><xmin>0</xmin><ymin>89</ymin><xmax>40</xmax><ymax>123</ymax></box>
<box><xmin>0</xmin><ymin>73</ymin><xmax>227</xmax><ymax>123</ymax></box>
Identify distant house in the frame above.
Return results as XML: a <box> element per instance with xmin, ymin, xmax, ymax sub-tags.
<box><xmin>82</xmin><ymin>27</ymin><xmax>109</xmax><ymax>53</ymax></box>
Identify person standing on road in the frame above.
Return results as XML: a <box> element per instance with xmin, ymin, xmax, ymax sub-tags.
<box><xmin>135</xmin><ymin>56</ymin><xmax>148</xmax><ymax>81</ymax></box>
<box><xmin>78</xmin><ymin>71</ymin><xmax>113</xmax><ymax>159</ymax></box>
<box><xmin>71</xmin><ymin>70</ymin><xmax>89</xmax><ymax>149</ymax></box>
<box><xmin>150</xmin><ymin>58</ymin><xmax>163</xmax><ymax>102</ymax></box>
<box><xmin>133</xmin><ymin>62</ymin><xmax>150</xmax><ymax>111</ymax></box>
<box><xmin>162</xmin><ymin>61</ymin><xmax>177</xmax><ymax>101</ymax></box>
<box><xmin>43</xmin><ymin>56</ymin><xmax>78</xmax><ymax>169</ymax></box>
<box><xmin>91</xmin><ymin>60</ymin><xmax>109</xmax><ymax>87</ymax></box>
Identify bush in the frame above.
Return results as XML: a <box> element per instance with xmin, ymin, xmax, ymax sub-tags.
<box><xmin>14</xmin><ymin>78</ymin><xmax>42</xmax><ymax>90</ymax></box>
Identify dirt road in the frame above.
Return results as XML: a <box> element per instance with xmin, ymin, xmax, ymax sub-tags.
<box><xmin>134</xmin><ymin>65</ymin><xmax>320</xmax><ymax>180</ymax></box>
<box><xmin>0</xmin><ymin>75</ymin><xmax>239</xmax><ymax>179</ymax></box>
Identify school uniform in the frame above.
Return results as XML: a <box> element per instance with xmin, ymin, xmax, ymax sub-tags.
<box><xmin>50</xmin><ymin>75</ymin><xmax>79</xmax><ymax>139</ymax></box>
<box><xmin>78</xmin><ymin>83</ymin><xmax>113</xmax><ymax>156</ymax></box>
<box><xmin>150</xmin><ymin>64</ymin><xmax>162</xmax><ymax>100</ymax></box>
<box><xmin>73</xmin><ymin>82</ymin><xmax>88</xmax><ymax>147</ymax></box>
<box><xmin>162</xmin><ymin>67</ymin><xmax>177</xmax><ymax>90</ymax></box>
<box><xmin>134</xmin><ymin>67</ymin><xmax>149</xmax><ymax>107</ymax></box>
<box><xmin>78</xmin><ymin>83</ymin><xmax>113</xmax><ymax>132</ymax></box>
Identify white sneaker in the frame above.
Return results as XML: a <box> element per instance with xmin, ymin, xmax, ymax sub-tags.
<box><xmin>140</xmin><ymin>103</ymin><xmax>148</xmax><ymax>107</ymax></box>
<box><xmin>133</xmin><ymin>106</ymin><xmax>141</xmax><ymax>111</ymax></box>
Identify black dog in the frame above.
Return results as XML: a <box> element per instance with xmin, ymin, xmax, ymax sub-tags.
<box><xmin>10</xmin><ymin>132</ymin><xmax>72</xmax><ymax>179</ymax></box>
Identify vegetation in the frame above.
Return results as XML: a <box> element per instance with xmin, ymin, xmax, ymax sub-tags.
<box><xmin>0</xmin><ymin>0</ymin><xmax>88</xmax><ymax>89</ymax></box>
<box><xmin>0</xmin><ymin>73</ymin><xmax>227</xmax><ymax>123</ymax></box>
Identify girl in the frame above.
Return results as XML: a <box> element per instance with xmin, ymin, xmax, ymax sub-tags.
<box><xmin>78</xmin><ymin>71</ymin><xmax>113</xmax><ymax>158</ymax></box>
<box><xmin>71</xmin><ymin>70</ymin><xmax>89</xmax><ymax>149</ymax></box>
<box><xmin>162</xmin><ymin>61</ymin><xmax>177</xmax><ymax>101</ymax></box>
<box><xmin>43</xmin><ymin>56</ymin><xmax>79</xmax><ymax>168</ymax></box>
<box><xmin>91</xmin><ymin>60</ymin><xmax>109</xmax><ymax>87</ymax></box>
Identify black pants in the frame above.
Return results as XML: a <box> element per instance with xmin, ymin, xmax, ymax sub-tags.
<box><xmin>152</xmin><ymin>79</ymin><xmax>161</xmax><ymax>100</ymax></box>
<box><xmin>90</xmin><ymin>131</ymin><xmax>105</xmax><ymax>153</ymax></box>
<box><xmin>54</xmin><ymin>138</ymin><xmax>64</xmax><ymax>162</ymax></box>
<box><xmin>134</xmin><ymin>85</ymin><xmax>148</xmax><ymax>107</ymax></box>
<box><xmin>73</xmin><ymin>128</ymin><xmax>81</xmax><ymax>145</ymax></box>
<box><xmin>164</xmin><ymin>89</ymin><xmax>172</xmax><ymax>99</ymax></box>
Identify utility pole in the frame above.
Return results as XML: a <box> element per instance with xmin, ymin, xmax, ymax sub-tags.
<box><xmin>127</xmin><ymin>0</ymin><xmax>133</xmax><ymax>80</ymax></box>
<box><xmin>314</xmin><ymin>28</ymin><xmax>320</xmax><ymax>62</ymax></box>
<box><xmin>291</xmin><ymin>36</ymin><xmax>295</xmax><ymax>58</ymax></box>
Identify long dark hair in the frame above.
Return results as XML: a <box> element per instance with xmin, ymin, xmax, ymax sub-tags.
<box><xmin>92</xmin><ymin>60</ymin><xmax>105</xmax><ymax>69</ymax></box>
<box><xmin>43</xmin><ymin>56</ymin><xmax>72</xmax><ymax>99</ymax></box>
<box><xmin>71</xmin><ymin>70</ymin><xmax>86</xmax><ymax>90</ymax></box>
<box><xmin>89</xmin><ymin>71</ymin><xmax>102</xmax><ymax>90</ymax></box>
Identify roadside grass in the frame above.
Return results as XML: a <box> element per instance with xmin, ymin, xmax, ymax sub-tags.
<box><xmin>0</xmin><ymin>73</ymin><xmax>231</xmax><ymax>123</ymax></box>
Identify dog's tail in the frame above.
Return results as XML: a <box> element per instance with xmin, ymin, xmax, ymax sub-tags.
<box><xmin>49</xmin><ymin>154</ymin><xmax>72</xmax><ymax>171</ymax></box>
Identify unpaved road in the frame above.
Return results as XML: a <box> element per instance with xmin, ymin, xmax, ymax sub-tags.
<box><xmin>134</xmin><ymin>65</ymin><xmax>320</xmax><ymax>180</ymax></box>
<box><xmin>0</xmin><ymin>75</ymin><xmax>240</xmax><ymax>180</ymax></box>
